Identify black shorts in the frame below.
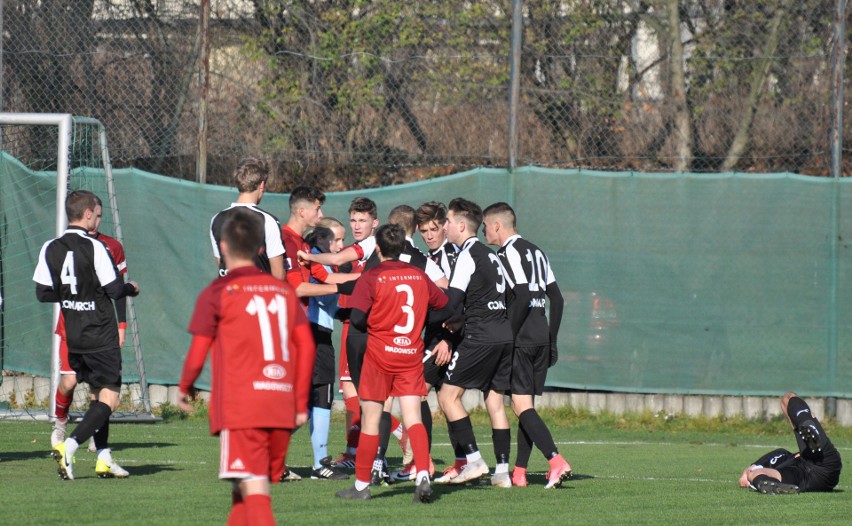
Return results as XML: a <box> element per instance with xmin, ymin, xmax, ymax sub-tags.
<box><xmin>311</xmin><ymin>325</ymin><xmax>336</xmax><ymax>385</ymax></box>
<box><xmin>777</xmin><ymin>451</ymin><xmax>842</xmax><ymax>492</ymax></box>
<box><xmin>443</xmin><ymin>340</ymin><xmax>512</xmax><ymax>392</ymax></box>
<box><xmin>346</xmin><ymin>326</ymin><xmax>368</xmax><ymax>389</ymax></box>
<box><xmin>68</xmin><ymin>348</ymin><xmax>122</xmax><ymax>390</ymax></box>
<box><xmin>510</xmin><ymin>345</ymin><xmax>549</xmax><ymax>396</ymax></box>
<box><xmin>422</xmin><ymin>346</ymin><xmax>446</xmax><ymax>389</ymax></box>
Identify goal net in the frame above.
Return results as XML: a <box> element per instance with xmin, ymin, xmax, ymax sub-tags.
<box><xmin>0</xmin><ymin>113</ymin><xmax>153</xmax><ymax>420</ymax></box>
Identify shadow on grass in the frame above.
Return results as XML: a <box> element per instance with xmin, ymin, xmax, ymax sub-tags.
<box><xmin>126</xmin><ymin>464</ymin><xmax>180</xmax><ymax>476</ymax></box>
<box><xmin>104</xmin><ymin>441</ymin><xmax>177</xmax><ymax>450</ymax></box>
<box><xmin>0</xmin><ymin>450</ymin><xmax>57</xmax><ymax>462</ymax></box>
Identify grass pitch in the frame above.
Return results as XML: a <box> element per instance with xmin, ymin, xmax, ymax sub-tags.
<box><xmin>1</xmin><ymin>407</ymin><xmax>850</xmax><ymax>525</ymax></box>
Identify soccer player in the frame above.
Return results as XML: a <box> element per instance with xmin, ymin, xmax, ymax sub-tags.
<box><xmin>178</xmin><ymin>209</ymin><xmax>315</xmax><ymax>525</ymax></box>
<box><xmin>281</xmin><ymin>186</ymin><xmax>358</xmax><ymax>301</ymax></box>
<box><xmin>482</xmin><ymin>202</ymin><xmax>572</xmax><ymax>489</ymax></box>
<box><xmin>210</xmin><ymin>158</ymin><xmax>286</xmax><ymax>280</ymax></box>
<box><xmin>301</xmin><ymin>218</ymin><xmax>350</xmax><ymax>481</ymax></box>
<box><xmin>738</xmin><ymin>392</ymin><xmax>842</xmax><ymax>495</ymax></box>
<box><xmin>34</xmin><ymin>190</ymin><xmax>141</xmax><ymax>480</ymax></box>
<box><xmin>435</xmin><ymin>197</ymin><xmax>514</xmax><ymax>486</ymax></box>
<box><xmin>416</xmin><ymin>201</ymin><xmax>458</xmax><ymax>277</ymax></box>
<box><xmin>299</xmin><ymin>197</ymin><xmax>379</xmax><ymax>468</ymax></box>
<box><xmin>392</xmin><ymin>201</ymin><xmax>462</xmax><ymax>483</ymax></box>
<box><xmin>50</xmin><ymin>195</ymin><xmax>131</xmax><ymax>477</ymax></box>
<box><xmin>371</xmin><ymin>204</ymin><xmax>448</xmax><ymax>482</ymax></box>
<box><xmin>335</xmin><ymin>224</ymin><xmax>452</xmax><ymax>502</ymax></box>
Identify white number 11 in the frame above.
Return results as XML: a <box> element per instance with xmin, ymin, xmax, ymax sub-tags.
<box><xmin>245</xmin><ymin>294</ymin><xmax>289</xmax><ymax>361</ymax></box>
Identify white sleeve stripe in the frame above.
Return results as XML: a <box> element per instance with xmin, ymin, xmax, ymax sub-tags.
<box><xmin>504</xmin><ymin>244</ymin><xmax>528</xmax><ymax>285</ymax></box>
<box><xmin>32</xmin><ymin>241</ymin><xmax>54</xmax><ymax>286</ymax></box>
<box><xmin>449</xmin><ymin>250</ymin><xmax>474</xmax><ymax>291</ymax></box>
<box><xmin>263</xmin><ymin>214</ymin><xmax>286</xmax><ymax>258</ymax></box>
<box><xmin>425</xmin><ymin>257</ymin><xmax>444</xmax><ymax>282</ymax></box>
<box><xmin>209</xmin><ymin>215</ymin><xmax>220</xmax><ymax>258</ymax></box>
<box><xmin>92</xmin><ymin>238</ymin><xmax>118</xmax><ymax>286</ymax></box>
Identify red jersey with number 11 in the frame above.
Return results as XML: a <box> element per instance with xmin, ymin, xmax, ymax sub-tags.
<box><xmin>186</xmin><ymin>266</ymin><xmax>315</xmax><ymax>434</ymax></box>
<box><xmin>349</xmin><ymin>260</ymin><xmax>447</xmax><ymax>372</ymax></box>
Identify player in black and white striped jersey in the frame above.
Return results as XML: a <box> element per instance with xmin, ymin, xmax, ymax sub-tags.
<box><xmin>434</xmin><ymin>197</ymin><xmax>515</xmax><ymax>486</ymax></box>
<box><xmin>34</xmin><ymin>190</ymin><xmax>141</xmax><ymax>480</ymax></box>
<box><xmin>209</xmin><ymin>158</ymin><xmax>286</xmax><ymax>280</ymax></box>
<box><xmin>416</xmin><ymin>201</ymin><xmax>458</xmax><ymax>278</ymax></box>
<box><xmin>482</xmin><ymin>202</ymin><xmax>571</xmax><ymax>489</ymax></box>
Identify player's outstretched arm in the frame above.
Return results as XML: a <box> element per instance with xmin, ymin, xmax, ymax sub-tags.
<box><xmin>298</xmin><ymin>245</ymin><xmax>360</xmax><ymax>267</ymax></box>
<box><xmin>103</xmin><ymin>278</ymin><xmax>140</xmax><ymax>300</ymax></box>
<box><xmin>349</xmin><ymin>308</ymin><xmax>368</xmax><ymax>332</ymax></box>
<box><xmin>178</xmin><ymin>334</ymin><xmax>214</xmax><ymax>413</ymax></box>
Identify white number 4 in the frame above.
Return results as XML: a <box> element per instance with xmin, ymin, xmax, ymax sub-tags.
<box><xmin>61</xmin><ymin>252</ymin><xmax>78</xmax><ymax>294</ymax></box>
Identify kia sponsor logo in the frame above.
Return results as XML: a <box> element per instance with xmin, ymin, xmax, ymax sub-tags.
<box><xmin>263</xmin><ymin>364</ymin><xmax>286</xmax><ymax>380</ymax></box>
<box><xmin>394</xmin><ymin>336</ymin><xmax>412</xmax><ymax>346</ymax></box>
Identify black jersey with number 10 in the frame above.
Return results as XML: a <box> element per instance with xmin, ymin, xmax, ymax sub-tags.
<box><xmin>498</xmin><ymin>234</ymin><xmax>557</xmax><ymax>347</ymax></box>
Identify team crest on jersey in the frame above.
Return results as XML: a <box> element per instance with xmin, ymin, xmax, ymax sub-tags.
<box><xmin>394</xmin><ymin>336</ymin><xmax>412</xmax><ymax>346</ymax></box>
<box><xmin>227</xmin><ymin>284</ymin><xmax>240</xmax><ymax>294</ymax></box>
<box><xmin>378</xmin><ymin>276</ymin><xmax>386</xmax><ymax>284</ymax></box>
<box><xmin>263</xmin><ymin>364</ymin><xmax>286</xmax><ymax>380</ymax></box>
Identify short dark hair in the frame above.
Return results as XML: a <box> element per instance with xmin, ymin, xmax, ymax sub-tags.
<box><xmin>66</xmin><ymin>190</ymin><xmax>101</xmax><ymax>221</ymax></box>
<box><xmin>387</xmin><ymin>204</ymin><xmax>416</xmax><ymax>235</ymax></box>
<box><xmin>305</xmin><ymin>226</ymin><xmax>335</xmax><ymax>253</ymax></box>
<box><xmin>375</xmin><ymin>223</ymin><xmax>406</xmax><ymax>260</ymax></box>
<box><xmin>221</xmin><ymin>208</ymin><xmax>264</xmax><ymax>261</ymax></box>
<box><xmin>349</xmin><ymin>197</ymin><xmax>378</xmax><ymax>219</ymax></box>
<box><xmin>233</xmin><ymin>157</ymin><xmax>269</xmax><ymax>193</ymax></box>
<box><xmin>289</xmin><ymin>186</ymin><xmax>326</xmax><ymax>213</ymax></box>
<box><xmin>483</xmin><ymin>202</ymin><xmax>516</xmax><ymax>229</ymax></box>
<box><xmin>448</xmin><ymin>197</ymin><xmax>483</xmax><ymax>232</ymax></box>
<box><xmin>415</xmin><ymin>201</ymin><xmax>448</xmax><ymax>227</ymax></box>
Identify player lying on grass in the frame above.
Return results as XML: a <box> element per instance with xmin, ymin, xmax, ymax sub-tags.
<box><xmin>738</xmin><ymin>392</ymin><xmax>842</xmax><ymax>495</ymax></box>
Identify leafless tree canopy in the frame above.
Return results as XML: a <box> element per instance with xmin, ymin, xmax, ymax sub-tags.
<box><xmin>1</xmin><ymin>1</ymin><xmax>847</xmax><ymax>189</ymax></box>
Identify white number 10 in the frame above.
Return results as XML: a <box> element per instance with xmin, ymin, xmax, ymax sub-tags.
<box><xmin>245</xmin><ymin>294</ymin><xmax>289</xmax><ymax>361</ymax></box>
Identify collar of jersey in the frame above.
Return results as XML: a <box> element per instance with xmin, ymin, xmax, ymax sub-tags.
<box><xmin>65</xmin><ymin>226</ymin><xmax>89</xmax><ymax>236</ymax></box>
<box><xmin>503</xmin><ymin>233</ymin><xmax>522</xmax><ymax>247</ymax></box>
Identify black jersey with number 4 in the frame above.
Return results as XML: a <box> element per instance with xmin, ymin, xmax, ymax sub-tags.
<box><xmin>498</xmin><ymin>234</ymin><xmax>557</xmax><ymax>347</ymax></box>
<box><xmin>448</xmin><ymin>237</ymin><xmax>513</xmax><ymax>344</ymax></box>
<box><xmin>33</xmin><ymin>227</ymin><xmax>122</xmax><ymax>354</ymax></box>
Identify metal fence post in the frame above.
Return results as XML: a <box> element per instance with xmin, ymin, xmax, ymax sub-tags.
<box><xmin>196</xmin><ymin>0</ymin><xmax>210</xmax><ymax>185</ymax></box>
<box><xmin>508</xmin><ymin>0</ymin><xmax>523</xmax><ymax>171</ymax></box>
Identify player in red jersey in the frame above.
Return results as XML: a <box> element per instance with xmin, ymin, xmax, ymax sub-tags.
<box><xmin>281</xmin><ymin>186</ymin><xmax>359</xmax><ymax>303</ymax></box>
<box><xmin>299</xmin><ymin>197</ymin><xmax>379</xmax><ymax>468</ymax></box>
<box><xmin>50</xmin><ymin>194</ymin><xmax>131</xmax><ymax>477</ymax></box>
<box><xmin>335</xmin><ymin>224</ymin><xmax>455</xmax><ymax>503</ymax></box>
<box><xmin>178</xmin><ymin>209</ymin><xmax>315</xmax><ymax>526</ymax></box>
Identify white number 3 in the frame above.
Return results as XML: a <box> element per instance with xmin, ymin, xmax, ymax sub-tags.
<box><xmin>394</xmin><ymin>284</ymin><xmax>415</xmax><ymax>334</ymax></box>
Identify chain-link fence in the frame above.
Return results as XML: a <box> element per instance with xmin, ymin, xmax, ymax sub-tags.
<box><xmin>1</xmin><ymin>1</ymin><xmax>848</xmax><ymax>189</ymax></box>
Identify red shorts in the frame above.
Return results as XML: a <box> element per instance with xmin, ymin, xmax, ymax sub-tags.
<box><xmin>358</xmin><ymin>352</ymin><xmax>427</xmax><ymax>402</ymax></box>
<box><xmin>218</xmin><ymin>428</ymin><xmax>292</xmax><ymax>482</ymax></box>
<box><xmin>55</xmin><ymin>314</ymin><xmax>74</xmax><ymax>375</ymax></box>
<box><xmin>338</xmin><ymin>321</ymin><xmax>351</xmax><ymax>386</ymax></box>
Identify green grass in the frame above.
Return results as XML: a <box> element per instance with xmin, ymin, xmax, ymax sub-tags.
<box><xmin>2</xmin><ymin>408</ymin><xmax>851</xmax><ymax>525</ymax></box>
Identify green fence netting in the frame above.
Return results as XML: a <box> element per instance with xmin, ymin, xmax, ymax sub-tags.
<box><xmin>2</xmin><ymin>163</ymin><xmax>850</xmax><ymax>396</ymax></box>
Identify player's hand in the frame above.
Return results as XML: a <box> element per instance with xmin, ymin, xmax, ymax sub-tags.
<box><xmin>296</xmin><ymin>250</ymin><xmax>312</xmax><ymax>265</ymax></box>
<box><xmin>433</xmin><ymin>340</ymin><xmax>452</xmax><ymax>366</ymax></box>
<box><xmin>738</xmin><ymin>466</ymin><xmax>753</xmax><ymax>488</ymax></box>
<box><xmin>118</xmin><ymin>327</ymin><xmax>126</xmax><ymax>348</ymax></box>
<box><xmin>127</xmin><ymin>281</ymin><xmax>140</xmax><ymax>296</ymax></box>
<box><xmin>178</xmin><ymin>390</ymin><xmax>195</xmax><ymax>414</ymax></box>
<box><xmin>549</xmin><ymin>343</ymin><xmax>558</xmax><ymax>368</ymax></box>
<box><xmin>443</xmin><ymin>314</ymin><xmax>464</xmax><ymax>334</ymax></box>
<box><xmin>295</xmin><ymin>412</ymin><xmax>308</xmax><ymax>428</ymax></box>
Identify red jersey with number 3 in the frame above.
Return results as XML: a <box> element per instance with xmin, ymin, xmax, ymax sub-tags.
<box><xmin>349</xmin><ymin>260</ymin><xmax>447</xmax><ymax>372</ymax></box>
<box><xmin>187</xmin><ymin>266</ymin><xmax>315</xmax><ymax>434</ymax></box>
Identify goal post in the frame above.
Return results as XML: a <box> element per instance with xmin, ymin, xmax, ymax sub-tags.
<box><xmin>0</xmin><ymin>112</ymin><xmax>153</xmax><ymax>419</ymax></box>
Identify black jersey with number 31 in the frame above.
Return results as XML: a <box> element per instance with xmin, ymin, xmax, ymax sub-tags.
<box><xmin>33</xmin><ymin>227</ymin><xmax>122</xmax><ymax>353</ymax></box>
<box><xmin>448</xmin><ymin>237</ymin><xmax>513</xmax><ymax>344</ymax></box>
<box><xmin>498</xmin><ymin>234</ymin><xmax>557</xmax><ymax>347</ymax></box>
